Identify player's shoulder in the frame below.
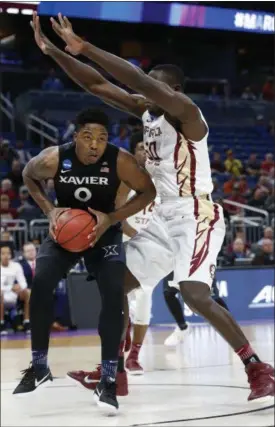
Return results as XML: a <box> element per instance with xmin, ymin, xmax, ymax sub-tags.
<box><xmin>117</xmin><ymin>147</ymin><xmax>136</xmax><ymax>164</ymax></box>
<box><xmin>58</xmin><ymin>141</ymin><xmax>75</xmax><ymax>155</ymax></box>
<box><xmin>36</xmin><ymin>145</ymin><xmax>59</xmax><ymax>162</ymax></box>
<box><xmin>10</xmin><ymin>260</ymin><xmax>23</xmax><ymax>271</ymax></box>
<box><xmin>36</xmin><ymin>146</ymin><xmax>59</xmax><ymax>169</ymax></box>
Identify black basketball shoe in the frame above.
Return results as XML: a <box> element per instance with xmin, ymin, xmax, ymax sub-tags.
<box><xmin>13</xmin><ymin>363</ymin><xmax>53</xmax><ymax>395</ymax></box>
<box><xmin>93</xmin><ymin>379</ymin><xmax>118</xmax><ymax>415</ymax></box>
<box><xmin>23</xmin><ymin>321</ymin><xmax>31</xmax><ymax>334</ymax></box>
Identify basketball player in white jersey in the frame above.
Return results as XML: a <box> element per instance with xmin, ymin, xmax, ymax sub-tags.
<box><xmin>122</xmin><ymin>131</ymin><xmax>157</xmax><ymax>375</ymax></box>
<box><xmin>32</xmin><ymin>13</ymin><xmax>274</xmax><ymax>402</ymax></box>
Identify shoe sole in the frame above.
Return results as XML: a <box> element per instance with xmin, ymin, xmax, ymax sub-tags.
<box><xmin>249</xmin><ymin>394</ymin><xmax>275</xmax><ymax>403</ymax></box>
<box><xmin>13</xmin><ymin>378</ymin><xmax>51</xmax><ymax>398</ymax></box>
<box><xmin>93</xmin><ymin>392</ymin><xmax>118</xmax><ymax>416</ymax></box>
<box><xmin>164</xmin><ymin>341</ymin><xmax>185</xmax><ymax>347</ymax></box>
<box><xmin>125</xmin><ymin>368</ymin><xmax>144</xmax><ymax>376</ymax></box>
<box><xmin>164</xmin><ymin>328</ymin><xmax>190</xmax><ymax>346</ymax></box>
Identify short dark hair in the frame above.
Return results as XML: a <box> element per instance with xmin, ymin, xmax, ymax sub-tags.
<box><xmin>75</xmin><ymin>109</ymin><xmax>109</xmax><ymax>131</ymax></box>
<box><xmin>130</xmin><ymin>131</ymin><xmax>143</xmax><ymax>154</ymax></box>
<box><xmin>0</xmin><ymin>244</ymin><xmax>12</xmax><ymax>253</ymax></box>
<box><xmin>151</xmin><ymin>64</ymin><xmax>185</xmax><ymax>88</ymax></box>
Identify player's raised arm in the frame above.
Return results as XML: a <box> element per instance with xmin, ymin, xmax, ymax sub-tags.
<box><xmin>23</xmin><ymin>147</ymin><xmax>68</xmax><ymax>237</ymax></box>
<box><xmin>31</xmin><ymin>12</ymin><xmax>144</xmax><ymax>118</ymax></box>
<box><xmin>50</xmin><ymin>14</ymin><xmax>206</xmax><ymax>141</ymax></box>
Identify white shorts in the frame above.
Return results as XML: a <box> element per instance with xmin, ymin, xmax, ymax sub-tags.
<box><xmin>3</xmin><ymin>291</ymin><xmax>18</xmax><ymax>308</ymax></box>
<box><xmin>125</xmin><ymin>197</ymin><xmax>225</xmax><ymax>290</ymax></box>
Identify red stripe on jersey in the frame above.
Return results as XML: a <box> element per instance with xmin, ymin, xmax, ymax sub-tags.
<box><xmin>189</xmin><ymin>203</ymin><xmax>220</xmax><ymax>277</ymax></box>
<box><xmin>174</xmin><ymin>133</ymin><xmax>188</xmax><ymax>197</ymax></box>
<box><xmin>187</xmin><ymin>141</ymin><xmax>198</xmax><ymax>218</ymax></box>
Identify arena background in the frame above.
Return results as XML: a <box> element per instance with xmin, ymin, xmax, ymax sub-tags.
<box><xmin>0</xmin><ymin>1</ymin><xmax>274</xmax><ymax>331</ymax></box>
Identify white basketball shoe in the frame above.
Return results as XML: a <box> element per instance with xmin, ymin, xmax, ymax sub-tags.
<box><xmin>164</xmin><ymin>325</ymin><xmax>189</xmax><ymax>347</ymax></box>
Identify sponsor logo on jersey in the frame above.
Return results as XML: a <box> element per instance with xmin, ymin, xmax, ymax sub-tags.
<box><xmin>248</xmin><ymin>285</ymin><xmax>274</xmax><ymax>308</ymax></box>
<box><xmin>59</xmin><ymin>176</ymin><xmax>108</xmax><ymax>185</ymax></box>
<box><xmin>62</xmin><ymin>159</ymin><xmax>72</xmax><ymax>170</ymax></box>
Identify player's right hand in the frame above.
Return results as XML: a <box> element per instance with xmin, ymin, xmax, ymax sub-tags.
<box><xmin>50</xmin><ymin>13</ymin><xmax>84</xmax><ymax>56</ymax></box>
<box><xmin>30</xmin><ymin>11</ymin><xmax>54</xmax><ymax>55</ymax></box>
<box><xmin>47</xmin><ymin>207</ymin><xmax>71</xmax><ymax>241</ymax></box>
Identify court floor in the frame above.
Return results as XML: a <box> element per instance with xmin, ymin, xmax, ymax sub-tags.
<box><xmin>1</xmin><ymin>322</ymin><xmax>274</xmax><ymax>426</ymax></box>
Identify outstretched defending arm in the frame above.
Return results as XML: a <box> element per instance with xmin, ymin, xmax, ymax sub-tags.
<box><xmin>50</xmin><ymin>13</ymin><xmax>206</xmax><ymax>141</ymax></box>
<box><xmin>31</xmin><ymin>12</ymin><xmax>145</xmax><ymax>117</ymax></box>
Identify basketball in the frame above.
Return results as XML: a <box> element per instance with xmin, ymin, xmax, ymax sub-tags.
<box><xmin>55</xmin><ymin>209</ymin><xmax>96</xmax><ymax>252</ymax></box>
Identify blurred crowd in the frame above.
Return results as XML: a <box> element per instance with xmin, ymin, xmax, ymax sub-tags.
<box><xmin>1</xmin><ymin>130</ymin><xmax>274</xmax><ymax>270</ymax></box>
<box><xmin>40</xmin><ymin>68</ymin><xmax>275</xmax><ymax>102</ymax></box>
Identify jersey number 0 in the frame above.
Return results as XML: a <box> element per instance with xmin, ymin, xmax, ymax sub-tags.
<box><xmin>74</xmin><ymin>187</ymin><xmax>92</xmax><ymax>202</ymax></box>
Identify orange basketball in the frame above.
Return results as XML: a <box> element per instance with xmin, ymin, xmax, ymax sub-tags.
<box><xmin>55</xmin><ymin>209</ymin><xmax>96</xmax><ymax>252</ymax></box>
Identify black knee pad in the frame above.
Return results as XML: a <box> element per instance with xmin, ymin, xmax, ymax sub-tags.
<box><xmin>163</xmin><ymin>287</ymin><xmax>179</xmax><ymax>299</ymax></box>
<box><xmin>163</xmin><ymin>272</ymin><xmax>178</xmax><ymax>296</ymax></box>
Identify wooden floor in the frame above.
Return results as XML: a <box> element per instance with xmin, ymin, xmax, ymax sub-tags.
<box><xmin>1</xmin><ymin>323</ymin><xmax>274</xmax><ymax>426</ymax></box>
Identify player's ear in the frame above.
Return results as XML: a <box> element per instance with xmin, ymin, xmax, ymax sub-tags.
<box><xmin>73</xmin><ymin>132</ymin><xmax>78</xmax><ymax>143</ymax></box>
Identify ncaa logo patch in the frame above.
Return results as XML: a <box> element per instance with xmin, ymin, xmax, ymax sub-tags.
<box><xmin>62</xmin><ymin>159</ymin><xmax>72</xmax><ymax>170</ymax></box>
<box><xmin>209</xmin><ymin>264</ymin><xmax>216</xmax><ymax>280</ymax></box>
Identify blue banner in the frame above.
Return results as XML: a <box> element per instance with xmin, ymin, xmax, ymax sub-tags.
<box><xmin>151</xmin><ymin>268</ymin><xmax>274</xmax><ymax>324</ymax></box>
<box><xmin>38</xmin><ymin>1</ymin><xmax>274</xmax><ymax>34</ymax></box>
<box><xmin>169</xmin><ymin>4</ymin><xmax>274</xmax><ymax>34</ymax></box>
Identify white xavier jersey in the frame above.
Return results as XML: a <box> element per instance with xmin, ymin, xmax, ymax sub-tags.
<box><xmin>142</xmin><ymin>110</ymin><xmax>213</xmax><ymax>199</ymax></box>
<box><xmin>123</xmin><ymin>190</ymin><xmax>159</xmax><ymax>242</ymax></box>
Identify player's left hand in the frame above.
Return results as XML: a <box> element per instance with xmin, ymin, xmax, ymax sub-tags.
<box><xmin>87</xmin><ymin>208</ymin><xmax>112</xmax><ymax>247</ymax></box>
<box><xmin>50</xmin><ymin>13</ymin><xmax>84</xmax><ymax>56</ymax></box>
<box><xmin>30</xmin><ymin>11</ymin><xmax>55</xmax><ymax>55</ymax></box>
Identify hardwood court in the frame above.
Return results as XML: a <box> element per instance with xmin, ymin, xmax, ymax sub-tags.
<box><xmin>1</xmin><ymin>322</ymin><xmax>274</xmax><ymax>426</ymax></box>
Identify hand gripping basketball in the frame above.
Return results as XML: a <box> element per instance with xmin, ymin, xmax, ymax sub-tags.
<box><xmin>47</xmin><ymin>207</ymin><xmax>71</xmax><ymax>240</ymax></box>
<box><xmin>55</xmin><ymin>209</ymin><xmax>97</xmax><ymax>252</ymax></box>
<box><xmin>87</xmin><ymin>207</ymin><xmax>112</xmax><ymax>247</ymax></box>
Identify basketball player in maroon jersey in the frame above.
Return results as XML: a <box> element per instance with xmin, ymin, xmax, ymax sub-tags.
<box><xmin>30</xmin><ymin>12</ymin><xmax>274</xmax><ymax>402</ymax></box>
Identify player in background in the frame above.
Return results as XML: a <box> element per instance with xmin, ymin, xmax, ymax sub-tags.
<box><xmin>122</xmin><ymin>132</ymin><xmax>156</xmax><ymax>375</ymax></box>
<box><xmin>31</xmin><ymin>13</ymin><xmax>274</xmax><ymax>401</ymax></box>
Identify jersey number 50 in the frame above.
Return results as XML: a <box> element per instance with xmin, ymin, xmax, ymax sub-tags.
<box><xmin>74</xmin><ymin>187</ymin><xmax>92</xmax><ymax>202</ymax></box>
<box><xmin>146</xmin><ymin>141</ymin><xmax>161</xmax><ymax>161</ymax></box>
